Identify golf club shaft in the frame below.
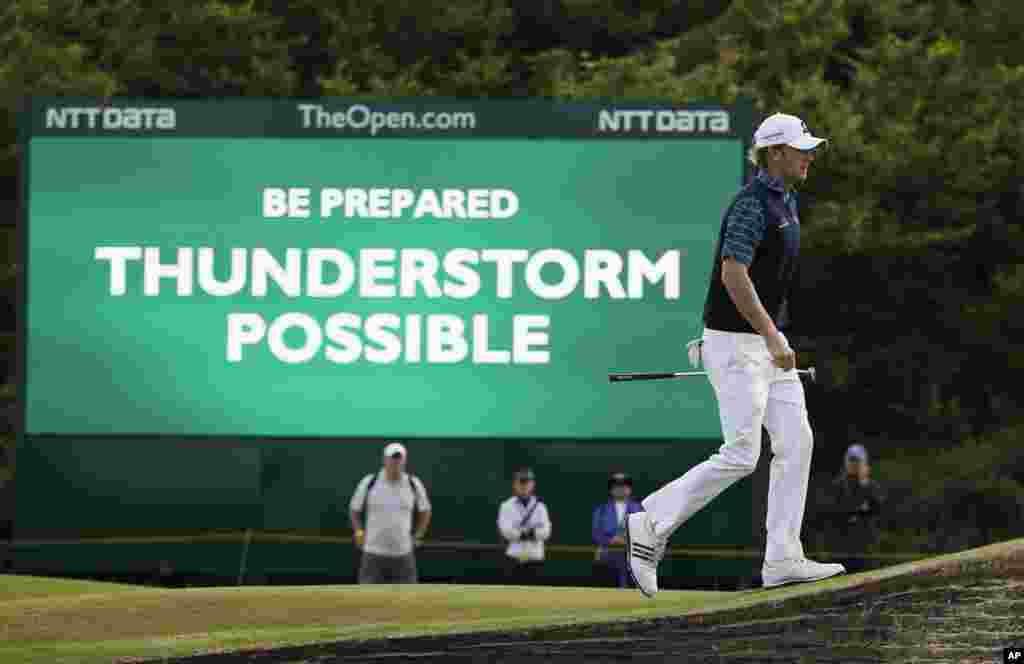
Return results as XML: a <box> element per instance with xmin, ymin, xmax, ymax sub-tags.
<box><xmin>609</xmin><ymin>367</ymin><xmax>816</xmax><ymax>383</ymax></box>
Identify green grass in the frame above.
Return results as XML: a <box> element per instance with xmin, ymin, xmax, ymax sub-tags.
<box><xmin>1</xmin><ymin>537</ymin><xmax>1021</xmax><ymax>664</ymax></box>
<box><xmin>0</xmin><ymin>575</ymin><xmax>143</xmax><ymax>602</ymax></box>
<box><xmin>0</xmin><ymin>582</ymin><xmax>727</xmax><ymax>664</ymax></box>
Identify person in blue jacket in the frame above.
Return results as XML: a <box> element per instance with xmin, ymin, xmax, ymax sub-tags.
<box><xmin>592</xmin><ymin>472</ymin><xmax>644</xmax><ymax>588</ymax></box>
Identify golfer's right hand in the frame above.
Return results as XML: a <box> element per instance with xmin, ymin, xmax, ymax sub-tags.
<box><xmin>766</xmin><ymin>332</ymin><xmax>795</xmax><ymax>371</ymax></box>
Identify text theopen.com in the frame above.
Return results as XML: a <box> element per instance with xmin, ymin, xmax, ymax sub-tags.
<box><xmin>297</xmin><ymin>104</ymin><xmax>477</xmax><ymax>134</ymax></box>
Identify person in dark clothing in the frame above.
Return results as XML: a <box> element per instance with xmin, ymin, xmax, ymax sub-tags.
<box><xmin>827</xmin><ymin>444</ymin><xmax>885</xmax><ymax>573</ymax></box>
<box><xmin>592</xmin><ymin>472</ymin><xmax>644</xmax><ymax>588</ymax></box>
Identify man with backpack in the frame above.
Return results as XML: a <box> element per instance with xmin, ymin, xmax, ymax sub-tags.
<box><xmin>498</xmin><ymin>468</ymin><xmax>552</xmax><ymax>585</ymax></box>
<box><xmin>349</xmin><ymin>442</ymin><xmax>432</xmax><ymax>584</ymax></box>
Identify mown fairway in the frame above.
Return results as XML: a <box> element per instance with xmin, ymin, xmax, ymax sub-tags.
<box><xmin>2</xmin><ymin>539</ymin><xmax>1022</xmax><ymax>664</ymax></box>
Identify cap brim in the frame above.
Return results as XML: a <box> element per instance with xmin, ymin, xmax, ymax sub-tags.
<box><xmin>788</xmin><ymin>135</ymin><xmax>827</xmax><ymax>151</ymax></box>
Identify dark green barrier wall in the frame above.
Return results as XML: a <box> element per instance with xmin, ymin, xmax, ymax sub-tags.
<box><xmin>16</xmin><ymin>437</ymin><xmax>262</xmax><ymax>536</ymax></box>
<box><xmin>13</xmin><ymin>436</ymin><xmax>754</xmax><ymax>584</ymax></box>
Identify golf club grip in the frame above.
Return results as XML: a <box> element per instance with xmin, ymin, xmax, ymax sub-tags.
<box><xmin>608</xmin><ymin>372</ymin><xmax>679</xmax><ymax>382</ymax></box>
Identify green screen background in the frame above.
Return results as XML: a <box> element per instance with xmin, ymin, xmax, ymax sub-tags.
<box><xmin>27</xmin><ymin>137</ymin><xmax>740</xmax><ymax>438</ymax></box>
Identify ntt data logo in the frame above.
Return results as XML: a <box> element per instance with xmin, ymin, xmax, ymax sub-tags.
<box><xmin>44</xmin><ymin>106</ymin><xmax>177</xmax><ymax>130</ymax></box>
<box><xmin>597</xmin><ymin>109</ymin><xmax>730</xmax><ymax>134</ymax></box>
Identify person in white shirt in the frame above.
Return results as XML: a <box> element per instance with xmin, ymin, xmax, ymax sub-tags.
<box><xmin>497</xmin><ymin>468</ymin><xmax>552</xmax><ymax>585</ymax></box>
<box><xmin>349</xmin><ymin>442</ymin><xmax>431</xmax><ymax>584</ymax></box>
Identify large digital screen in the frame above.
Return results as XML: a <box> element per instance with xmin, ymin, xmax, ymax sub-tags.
<box><xmin>23</xmin><ymin>98</ymin><xmax>749</xmax><ymax>438</ymax></box>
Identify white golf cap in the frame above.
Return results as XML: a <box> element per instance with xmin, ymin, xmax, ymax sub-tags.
<box><xmin>753</xmin><ymin>113</ymin><xmax>827</xmax><ymax>151</ymax></box>
<box><xmin>383</xmin><ymin>442</ymin><xmax>407</xmax><ymax>458</ymax></box>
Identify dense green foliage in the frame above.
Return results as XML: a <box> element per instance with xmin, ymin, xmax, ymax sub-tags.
<box><xmin>1</xmin><ymin>0</ymin><xmax>1021</xmax><ymax>547</ymax></box>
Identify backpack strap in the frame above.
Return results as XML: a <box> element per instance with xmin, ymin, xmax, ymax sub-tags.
<box><xmin>408</xmin><ymin>475</ymin><xmax>423</xmax><ymax>510</ymax></box>
<box><xmin>360</xmin><ymin>473</ymin><xmax>378</xmax><ymax>515</ymax></box>
<box><xmin>407</xmin><ymin>475</ymin><xmax>425</xmax><ymax>534</ymax></box>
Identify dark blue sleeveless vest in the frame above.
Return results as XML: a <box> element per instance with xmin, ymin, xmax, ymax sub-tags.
<box><xmin>703</xmin><ymin>175</ymin><xmax>801</xmax><ymax>333</ymax></box>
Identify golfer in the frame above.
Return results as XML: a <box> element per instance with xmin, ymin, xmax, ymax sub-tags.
<box><xmin>627</xmin><ymin>113</ymin><xmax>845</xmax><ymax>596</ymax></box>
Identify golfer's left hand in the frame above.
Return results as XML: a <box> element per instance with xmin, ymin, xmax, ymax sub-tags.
<box><xmin>766</xmin><ymin>332</ymin><xmax>796</xmax><ymax>371</ymax></box>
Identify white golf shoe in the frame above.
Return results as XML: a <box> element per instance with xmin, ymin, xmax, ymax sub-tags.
<box><xmin>762</xmin><ymin>558</ymin><xmax>846</xmax><ymax>588</ymax></box>
<box><xmin>626</xmin><ymin>511</ymin><xmax>665</xmax><ymax>598</ymax></box>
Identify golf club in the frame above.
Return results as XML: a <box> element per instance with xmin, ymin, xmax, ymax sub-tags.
<box><xmin>609</xmin><ymin>366</ymin><xmax>816</xmax><ymax>383</ymax></box>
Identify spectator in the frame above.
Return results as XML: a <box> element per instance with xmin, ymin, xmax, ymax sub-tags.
<box><xmin>498</xmin><ymin>468</ymin><xmax>552</xmax><ymax>585</ymax></box>
<box><xmin>592</xmin><ymin>472</ymin><xmax>644</xmax><ymax>588</ymax></box>
<box><xmin>825</xmin><ymin>444</ymin><xmax>885</xmax><ymax>573</ymax></box>
<box><xmin>349</xmin><ymin>442</ymin><xmax>431</xmax><ymax>584</ymax></box>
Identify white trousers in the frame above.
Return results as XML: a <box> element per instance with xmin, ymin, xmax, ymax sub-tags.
<box><xmin>641</xmin><ymin>328</ymin><xmax>813</xmax><ymax>563</ymax></box>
